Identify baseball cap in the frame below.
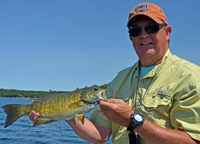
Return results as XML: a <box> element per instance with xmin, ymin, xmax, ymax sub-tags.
<box><xmin>127</xmin><ymin>2</ymin><xmax>168</xmax><ymax>27</ymax></box>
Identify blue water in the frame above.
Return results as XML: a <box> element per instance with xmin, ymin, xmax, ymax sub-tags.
<box><xmin>0</xmin><ymin>97</ymin><xmax>112</xmax><ymax>144</ymax></box>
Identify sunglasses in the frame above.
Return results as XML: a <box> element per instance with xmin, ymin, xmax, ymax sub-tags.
<box><xmin>128</xmin><ymin>23</ymin><xmax>167</xmax><ymax>37</ymax></box>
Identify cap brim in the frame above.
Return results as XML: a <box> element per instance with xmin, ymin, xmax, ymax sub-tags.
<box><xmin>127</xmin><ymin>13</ymin><xmax>163</xmax><ymax>27</ymax></box>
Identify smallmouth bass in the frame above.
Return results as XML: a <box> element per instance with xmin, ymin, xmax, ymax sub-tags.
<box><xmin>2</xmin><ymin>87</ymin><xmax>108</xmax><ymax>128</ymax></box>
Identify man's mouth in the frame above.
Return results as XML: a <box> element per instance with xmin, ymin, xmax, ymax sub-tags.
<box><xmin>140</xmin><ymin>42</ymin><xmax>153</xmax><ymax>46</ymax></box>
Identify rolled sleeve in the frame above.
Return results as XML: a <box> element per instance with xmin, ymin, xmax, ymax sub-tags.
<box><xmin>88</xmin><ymin>105</ymin><xmax>111</xmax><ymax>128</ymax></box>
<box><xmin>170</xmin><ymin>82</ymin><xmax>200</xmax><ymax>141</ymax></box>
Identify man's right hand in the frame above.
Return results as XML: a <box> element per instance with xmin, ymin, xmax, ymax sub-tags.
<box><xmin>29</xmin><ymin>111</ymin><xmax>111</xmax><ymax>143</ymax></box>
<box><xmin>29</xmin><ymin>111</ymin><xmax>56</xmax><ymax>124</ymax></box>
<box><xmin>29</xmin><ymin>111</ymin><xmax>40</xmax><ymax>123</ymax></box>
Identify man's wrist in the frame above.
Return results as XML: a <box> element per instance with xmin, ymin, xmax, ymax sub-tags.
<box><xmin>127</xmin><ymin>112</ymin><xmax>145</xmax><ymax>132</ymax></box>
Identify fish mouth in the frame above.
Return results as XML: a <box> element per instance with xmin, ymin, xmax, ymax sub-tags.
<box><xmin>81</xmin><ymin>90</ymin><xmax>108</xmax><ymax>104</ymax></box>
<box><xmin>99</xmin><ymin>90</ymin><xmax>108</xmax><ymax>102</ymax></box>
<box><xmin>100</xmin><ymin>94</ymin><xmax>108</xmax><ymax>102</ymax></box>
<box><xmin>98</xmin><ymin>89</ymin><xmax>108</xmax><ymax>102</ymax></box>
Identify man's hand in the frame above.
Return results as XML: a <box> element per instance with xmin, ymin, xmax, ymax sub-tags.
<box><xmin>29</xmin><ymin>111</ymin><xmax>56</xmax><ymax>124</ymax></box>
<box><xmin>29</xmin><ymin>111</ymin><xmax>40</xmax><ymax>123</ymax></box>
<box><xmin>99</xmin><ymin>98</ymin><xmax>134</xmax><ymax>127</ymax></box>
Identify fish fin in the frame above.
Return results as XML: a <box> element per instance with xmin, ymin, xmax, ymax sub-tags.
<box><xmin>76</xmin><ymin>114</ymin><xmax>85</xmax><ymax>124</ymax></box>
<box><xmin>2</xmin><ymin>104</ymin><xmax>26</xmax><ymax>128</ymax></box>
<box><xmin>31</xmin><ymin>94</ymin><xmax>58</xmax><ymax>103</ymax></box>
<box><xmin>33</xmin><ymin>118</ymin><xmax>50</xmax><ymax>127</ymax></box>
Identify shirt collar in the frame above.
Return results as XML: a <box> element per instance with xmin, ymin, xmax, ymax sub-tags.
<box><xmin>135</xmin><ymin>49</ymin><xmax>172</xmax><ymax>78</ymax></box>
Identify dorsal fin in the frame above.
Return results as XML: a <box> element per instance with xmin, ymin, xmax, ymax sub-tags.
<box><xmin>31</xmin><ymin>94</ymin><xmax>57</xmax><ymax>103</ymax></box>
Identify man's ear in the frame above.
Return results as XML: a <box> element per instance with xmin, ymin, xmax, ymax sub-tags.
<box><xmin>129</xmin><ymin>35</ymin><xmax>133</xmax><ymax>41</ymax></box>
<box><xmin>166</xmin><ymin>26</ymin><xmax>172</xmax><ymax>41</ymax></box>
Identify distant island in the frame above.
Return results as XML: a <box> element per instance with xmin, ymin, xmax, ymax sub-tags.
<box><xmin>0</xmin><ymin>84</ymin><xmax>108</xmax><ymax>98</ymax></box>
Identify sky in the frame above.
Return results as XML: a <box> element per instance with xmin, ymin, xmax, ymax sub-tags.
<box><xmin>1</xmin><ymin>0</ymin><xmax>200</xmax><ymax>92</ymax></box>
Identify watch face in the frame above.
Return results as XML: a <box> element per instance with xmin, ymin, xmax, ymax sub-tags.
<box><xmin>134</xmin><ymin>114</ymin><xmax>143</xmax><ymax>122</ymax></box>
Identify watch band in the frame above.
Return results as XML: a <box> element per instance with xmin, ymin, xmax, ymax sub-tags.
<box><xmin>127</xmin><ymin>112</ymin><xmax>144</xmax><ymax>132</ymax></box>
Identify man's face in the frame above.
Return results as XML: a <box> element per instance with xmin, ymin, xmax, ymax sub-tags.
<box><xmin>129</xmin><ymin>16</ymin><xmax>171</xmax><ymax>67</ymax></box>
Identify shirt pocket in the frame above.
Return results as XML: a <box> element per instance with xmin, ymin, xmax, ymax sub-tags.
<box><xmin>141</xmin><ymin>90</ymin><xmax>173</xmax><ymax>128</ymax></box>
<box><xmin>141</xmin><ymin>90</ymin><xmax>172</xmax><ymax>110</ymax></box>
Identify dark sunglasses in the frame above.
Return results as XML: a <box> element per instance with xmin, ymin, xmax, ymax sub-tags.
<box><xmin>128</xmin><ymin>23</ymin><xmax>167</xmax><ymax>37</ymax></box>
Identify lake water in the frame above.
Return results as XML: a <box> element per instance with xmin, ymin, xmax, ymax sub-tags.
<box><xmin>0</xmin><ymin>97</ymin><xmax>112</xmax><ymax>144</ymax></box>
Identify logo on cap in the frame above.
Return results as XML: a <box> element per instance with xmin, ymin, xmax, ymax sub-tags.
<box><xmin>135</xmin><ymin>4</ymin><xmax>150</xmax><ymax>13</ymax></box>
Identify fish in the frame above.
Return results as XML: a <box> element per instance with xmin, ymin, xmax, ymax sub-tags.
<box><xmin>2</xmin><ymin>87</ymin><xmax>108</xmax><ymax>128</ymax></box>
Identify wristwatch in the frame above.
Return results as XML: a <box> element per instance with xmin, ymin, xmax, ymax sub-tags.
<box><xmin>127</xmin><ymin>112</ymin><xmax>145</xmax><ymax>132</ymax></box>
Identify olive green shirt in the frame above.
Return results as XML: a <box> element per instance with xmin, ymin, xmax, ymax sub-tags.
<box><xmin>89</xmin><ymin>49</ymin><xmax>200</xmax><ymax>144</ymax></box>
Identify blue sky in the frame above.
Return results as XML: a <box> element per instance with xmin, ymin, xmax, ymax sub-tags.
<box><xmin>1</xmin><ymin>0</ymin><xmax>200</xmax><ymax>91</ymax></box>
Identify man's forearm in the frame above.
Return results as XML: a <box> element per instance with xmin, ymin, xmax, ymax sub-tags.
<box><xmin>135</xmin><ymin>120</ymin><xmax>199</xmax><ymax>144</ymax></box>
<box><xmin>66</xmin><ymin>118</ymin><xmax>111</xmax><ymax>144</ymax></box>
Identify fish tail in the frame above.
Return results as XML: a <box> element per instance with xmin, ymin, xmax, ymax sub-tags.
<box><xmin>2</xmin><ymin>104</ymin><xmax>29</xmax><ymax>128</ymax></box>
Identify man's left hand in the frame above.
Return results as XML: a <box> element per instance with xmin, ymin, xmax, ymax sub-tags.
<box><xmin>99</xmin><ymin>98</ymin><xmax>134</xmax><ymax>127</ymax></box>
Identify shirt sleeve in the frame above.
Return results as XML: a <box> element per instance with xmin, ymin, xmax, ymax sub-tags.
<box><xmin>88</xmin><ymin>105</ymin><xmax>111</xmax><ymax>128</ymax></box>
<box><xmin>170</xmin><ymin>81</ymin><xmax>200</xmax><ymax>141</ymax></box>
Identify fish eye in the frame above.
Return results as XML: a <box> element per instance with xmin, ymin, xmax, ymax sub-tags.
<box><xmin>94</xmin><ymin>87</ymin><xmax>98</xmax><ymax>91</ymax></box>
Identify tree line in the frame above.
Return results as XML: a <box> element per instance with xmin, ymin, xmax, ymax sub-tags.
<box><xmin>0</xmin><ymin>84</ymin><xmax>108</xmax><ymax>98</ymax></box>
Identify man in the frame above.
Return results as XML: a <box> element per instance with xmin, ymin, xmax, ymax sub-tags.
<box><xmin>30</xmin><ymin>2</ymin><xmax>200</xmax><ymax>144</ymax></box>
